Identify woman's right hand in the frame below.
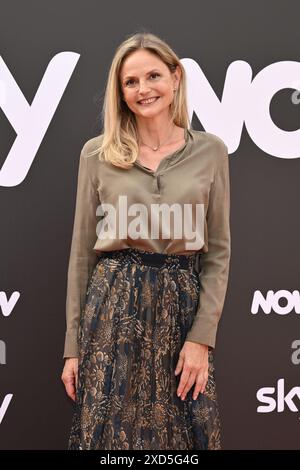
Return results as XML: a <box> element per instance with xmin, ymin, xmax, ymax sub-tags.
<box><xmin>61</xmin><ymin>357</ymin><xmax>78</xmax><ymax>401</ymax></box>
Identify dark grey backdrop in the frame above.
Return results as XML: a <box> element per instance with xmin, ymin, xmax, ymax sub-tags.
<box><xmin>1</xmin><ymin>0</ymin><xmax>300</xmax><ymax>450</ymax></box>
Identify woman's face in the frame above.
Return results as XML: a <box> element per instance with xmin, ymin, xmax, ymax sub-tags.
<box><xmin>119</xmin><ymin>49</ymin><xmax>181</xmax><ymax>121</ymax></box>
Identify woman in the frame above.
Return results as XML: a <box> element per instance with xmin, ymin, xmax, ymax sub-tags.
<box><xmin>61</xmin><ymin>32</ymin><xmax>231</xmax><ymax>450</ymax></box>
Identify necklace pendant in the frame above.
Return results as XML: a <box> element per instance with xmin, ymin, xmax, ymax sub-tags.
<box><xmin>153</xmin><ymin>146</ymin><xmax>158</xmax><ymax>151</ymax></box>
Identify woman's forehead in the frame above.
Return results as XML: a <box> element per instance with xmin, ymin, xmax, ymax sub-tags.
<box><xmin>120</xmin><ymin>51</ymin><xmax>166</xmax><ymax>78</ymax></box>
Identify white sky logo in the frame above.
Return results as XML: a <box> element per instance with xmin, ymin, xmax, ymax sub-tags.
<box><xmin>96</xmin><ymin>196</ymin><xmax>205</xmax><ymax>250</ymax></box>
<box><xmin>1</xmin><ymin>55</ymin><xmax>300</xmax><ymax>188</ymax></box>
<box><xmin>0</xmin><ymin>52</ymin><xmax>80</xmax><ymax>187</ymax></box>
<box><xmin>257</xmin><ymin>379</ymin><xmax>300</xmax><ymax>413</ymax></box>
<box><xmin>0</xmin><ymin>394</ymin><xmax>13</xmax><ymax>424</ymax></box>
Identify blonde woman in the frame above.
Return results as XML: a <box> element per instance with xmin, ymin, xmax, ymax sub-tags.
<box><xmin>61</xmin><ymin>31</ymin><xmax>231</xmax><ymax>450</ymax></box>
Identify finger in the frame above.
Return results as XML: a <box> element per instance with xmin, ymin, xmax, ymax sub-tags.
<box><xmin>175</xmin><ymin>356</ymin><xmax>184</xmax><ymax>376</ymax></box>
<box><xmin>66</xmin><ymin>382</ymin><xmax>76</xmax><ymax>401</ymax></box>
<box><xmin>181</xmin><ymin>372</ymin><xmax>197</xmax><ymax>399</ymax></box>
<box><xmin>177</xmin><ymin>369</ymin><xmax>190</xmax><ymax>397</ymax></box>
<box><xmin>193</xmin><ymin>374</ymin><xmax>206</xmax><ymax>400</ymax></box>
<box><xmin>200</xmin><ymin>372</ymin><xmax>209</xmax><ymax>393</ymax></box>
<box><xmin>193</xmin><ymin>372</ymin><xmax>209</xmax><ymax>399</ymax></box>
<box><xmin>201</xmin><ymin>381</ymin><xmax>207</xmax><ymax>394</ymax></box>
<box><xmin>64</xmin><ymin>377</ymin><xmax>76</xmax><ymax>401</ymax></box>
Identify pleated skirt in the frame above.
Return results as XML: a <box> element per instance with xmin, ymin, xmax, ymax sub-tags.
<box><xmin>68</xmin><ymin>247</ymin><xmax>221</xmax><ymax>450</ymax></box>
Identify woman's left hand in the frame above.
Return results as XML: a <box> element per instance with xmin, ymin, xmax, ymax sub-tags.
<box><xmin>175</xmin><ymin>341</ymin><xmax>209</xmax><ymax>401</ymax></box>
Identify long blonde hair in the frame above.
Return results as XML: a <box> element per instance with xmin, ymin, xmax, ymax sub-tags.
<box><xmin>91</xmin><ymin>31</ymin><xmax>191</xmax><ymax>170</ymax></box>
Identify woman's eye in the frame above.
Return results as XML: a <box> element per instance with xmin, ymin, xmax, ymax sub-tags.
<box><xmin>124</xmin><ymin>73</ymin><xmax>160</xmax><ymax>87</ymax></box>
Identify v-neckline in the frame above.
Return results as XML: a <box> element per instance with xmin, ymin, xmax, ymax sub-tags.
<box><xmin>134</xmin><ymin>128</ymin><xmax>189</xmax><ymax>176</ymax></box>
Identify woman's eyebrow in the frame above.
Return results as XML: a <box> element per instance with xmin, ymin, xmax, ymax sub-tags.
<box><xmin>123</xmin><ymin>69</ymin><xmax>161</xmax><ymax>80</ymax></box>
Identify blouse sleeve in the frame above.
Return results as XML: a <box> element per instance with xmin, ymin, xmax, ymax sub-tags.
<box><xmin>185</xmin><ymin>147</ymin><xmax>231</xmax><ymax>349</ymax></box>
<box><xmin>63</xmin><ymin>145</ymin><xmax>100</xmax><ymax>358</ymax></box>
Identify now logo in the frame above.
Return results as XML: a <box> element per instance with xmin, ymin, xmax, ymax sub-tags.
<box><xmin>257</xmin><ymin>379</ymin><xmax>300</xmax><ymax>413</ymax></box>
<box><xmin>0</xmin><ymin>291</ymin><xmax>20</xmax><ymax>317</ymax></box>
<box><xmin>183</xmin><ymin>58</ymin><xmax>300</xmax><ymax>158</ymax></box>
<box><xmin>1</xmin><ymin>55</ymin><xmax>300</xmax><ymax>188</ymax></box>
<box><xmin>251</xmin><ymin>290</ymin><xmax>300</xmax><ymax>314</ymax></box>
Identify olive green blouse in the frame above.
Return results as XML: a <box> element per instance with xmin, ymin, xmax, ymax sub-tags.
<box><xmin>63</xmin><ymin>128</ymin><xmax>231</xmax><ymax>358</ymax></box>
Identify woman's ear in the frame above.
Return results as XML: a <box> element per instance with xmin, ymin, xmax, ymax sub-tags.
<box><xmin>173</xmin><ymin>65</ymin><xmax>182</xmax><ymax>89</ymax></box>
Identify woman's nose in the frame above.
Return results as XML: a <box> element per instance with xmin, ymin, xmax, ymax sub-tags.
<box><xmin>138</xmin><ymin>79</ymin><xmax>151</xmax><ymax>94</ymax></box>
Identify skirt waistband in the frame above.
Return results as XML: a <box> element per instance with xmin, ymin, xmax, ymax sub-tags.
<box><xmin>99</xmin><ymin>248</ymin><xmax>202</xmax><ymax>273</ymax></box>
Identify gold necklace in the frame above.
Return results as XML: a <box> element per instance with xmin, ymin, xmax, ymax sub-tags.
<box><xmin>138</xmin><ymin>123</ymin><xmax>176</xmax><ymax>151</ymax></box>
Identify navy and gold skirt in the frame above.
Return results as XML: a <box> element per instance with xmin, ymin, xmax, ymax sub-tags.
<box><xmin>68</xmin><ymin>248</ymin><xmax>221</xmax><ymax>450</ymax></box>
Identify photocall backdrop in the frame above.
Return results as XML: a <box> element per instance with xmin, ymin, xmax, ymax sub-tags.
<box><xmin>1</xmin><ymin>0</ymin><xmax>300</xmax><ymax>450</ymax></box>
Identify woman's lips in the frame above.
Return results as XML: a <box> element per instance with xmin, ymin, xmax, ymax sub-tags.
<box><xmin>138</xmin><ymin>97</ymin><xmax>160</xmax><ymax>105</ymax></box>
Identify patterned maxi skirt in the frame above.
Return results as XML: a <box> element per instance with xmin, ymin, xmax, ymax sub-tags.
<box><xmin>68</xmin><ymin>248</ymin><xmax>221</xmax><ymax>450</ymax></box>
